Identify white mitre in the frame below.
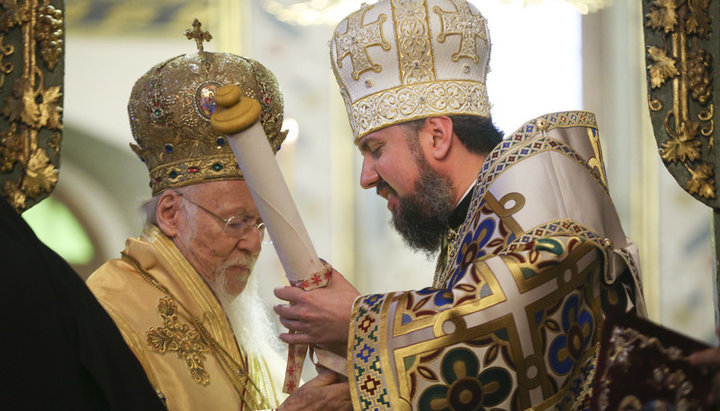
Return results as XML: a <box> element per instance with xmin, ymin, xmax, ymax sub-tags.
<box><xmin>329</xmin><ymin>0</ymin><xmax>492</xmax><ymax>142</ymax></box>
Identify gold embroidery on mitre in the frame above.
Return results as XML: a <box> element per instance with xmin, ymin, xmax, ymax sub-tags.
<box><xmin>434</xmin><ymin>0</ymin><xmax>489</xmax><ymax>63</ymax></box>
<box><xmin>335</xmin><ymin>3</ymin><xmax>391</xmax><ymax>80</ymax></box>
<box><xmin>146</xmin><ymin>297</ymin><xmax>211</xmax><ymax>386</ymax></box>
<box><xmin>392</xmin><ymin>0</ymin><xmax>435</xmax><ymax>84</ymax></box>
<box><xmin>350</xmin><ymin>79</ymin><xmax>490</xmax><ymax>142</ymax></box>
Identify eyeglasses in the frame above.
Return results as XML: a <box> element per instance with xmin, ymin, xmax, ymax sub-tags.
<box><xmin>175</xmin><ymin>192</ymin><xmax>265</xmax><ymax>238</ymax></box>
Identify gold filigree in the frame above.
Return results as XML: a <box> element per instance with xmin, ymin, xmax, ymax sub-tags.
<box><xmin>393</xmin><ymin>0</ymin><xmax>435</xmax><ymax>85</ymax></box>
<box><xmin>128</xmin><ymin>24</ymin><xmax>285</xmax><ymax>195</ymax></box>
<box><xmin>335</xmin><ymin>3</ymin><xmax>391</xmax><ymax>81</ymax></box>
<box><xmin>434</xmin><ymin>0</ymin><xmax>488</xmax><ymax>63</ymax></box>
<box><xmin>146</xmin><ymin>297</ymin><xmax>211</xmax><ymax>386</ymax></box>
<box><xmin>350</xmin><ymin>80</ymin><xmax>490</xmax><ymax>142</ymax></box>
<box><xmin>596</xmin><ymin>326</ymin><xmax>703</xmax><ymax>410</ymax></box>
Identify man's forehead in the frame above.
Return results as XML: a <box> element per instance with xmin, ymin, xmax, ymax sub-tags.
<box><xmin>357</xmin><ymin>125</ymin><xmax>402</xmax><ymax>152</ymax></box>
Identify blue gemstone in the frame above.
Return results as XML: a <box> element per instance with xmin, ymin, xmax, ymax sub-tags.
<box><xmin>169</xmin><ymin>170</ymin><xmax>178</xmax><ymax>179</ymax></box>
<box><xmin>212</xmin><ymin>163</ymin><xmax>223</xmax><ymax>171</ymax></box>
<box><xmin>216</xmin><ymin>137</ymin><xmax>226</xmax><ymax>146</ymax></box>
<box><xmin>165</xmin><ymin>144</ymin><xmax>173</xmax><ymax>153</ymax></box>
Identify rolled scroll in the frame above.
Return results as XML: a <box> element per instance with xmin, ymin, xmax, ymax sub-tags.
<box><xmin>211</xmin><ymin>85</ymin><xmax>345</xmax><ymax>393</ymax></box>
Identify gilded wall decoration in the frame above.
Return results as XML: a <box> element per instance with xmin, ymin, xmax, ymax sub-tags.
<box><xmin>643</xmin><ymin>0</ymin><xmax>717</xmax><ymax>205</ymax></box>
<box><xmin>0</xmin><ymin>0</ymin><xmax>64</xmax><ymax>212</ymax></box>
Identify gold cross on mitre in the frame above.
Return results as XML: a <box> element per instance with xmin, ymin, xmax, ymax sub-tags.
<box><xmin>434</xmin><ymin>0</ymin><xmax>488</xmax><ymax>63</ymax></box>
<box><xmin>185</xmin><ymin>19</ymin><xmax>213</xmax><ymax>52</ymax></box>
<box><xmin>335</xmin><ymin>3</ymin><xmax>390</xmax><ymax>80</ymax></box>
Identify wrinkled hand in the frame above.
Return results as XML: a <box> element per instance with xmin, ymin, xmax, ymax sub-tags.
<box><xmin>278</xmin><ymin>369</ymin><xmax>351</xmax><ymax>411</ymax></box>
<box><xmin>274</xmin><ymin>267</ymin><xmax>360</xmax><ymax>346</ymax></box>
<box><xmin>689</xmin><ymin>326</ymin><xmax>720</xmax><ymax>405</ymax></box>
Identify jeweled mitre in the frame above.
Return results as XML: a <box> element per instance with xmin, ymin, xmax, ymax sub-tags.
<box><xmin>329</xmin><ymin>0</ymin><xmax>491</xmax><ymax>142</ymax></box>
<box><xmin>129</xmin><ymin>39</ymin><xmax>285</xmax><ymax>195</ymax></box>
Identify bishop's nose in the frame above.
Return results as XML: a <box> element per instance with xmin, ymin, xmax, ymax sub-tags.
<box><xmin>360</xmin><ymin>158</ymin><xmax>379</xmax><ymax>189</ymax></box>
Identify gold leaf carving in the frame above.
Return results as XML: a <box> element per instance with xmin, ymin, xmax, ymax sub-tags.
<box><xmin>661</xmin><ymin>118</ymin><xmax>702</xmax><ymax>163</ymax></box>
<box><xmin>0</xmin><ymin>124</ymin><xmax>25</xmax><ymax>172</ymax></box>
<box><xmin>687</xmin><ymin>0</ymin><xmax>711</xmax><ymax>38</ymax></box>
<box><xmin>21</xmin><ymin>148</ymin><xmax>57</xmax><ymax>197</ymax></box>
<box><xmin>0</xmin><ymin>0</ymin><xmax>31</xmax><ymax>30</ymax></box>
<box><xmin>2</xmin><ymin>77</ymin><xmax>40</xmax><ymax>126</ymax></box>
<box><xmin>661</xmin><ymin>137</ymin><xmax>701</xmax><ymax>163</ymax></box>
<box><xmin>1</xmin><ymin>77</ymin><xmax>62</xmax><ymax>130</ymax></box>
<box><xmin>647</xmin><ymin>0</ymin><xmax>679</xmax><ymax>33</ymax></box>
<box><xmin>37</xmin><ymin>84</ymin><xmax>62</xmax><ymax>129</ymax></box>
<box><xmin>686</xmin><ymin>163</ymin><xmax>715</xmax><ymax>199</ymax></box>
<box><xmin>2</xmin><ymin>180</ymin><xmax>25</xmax><ymax>209</ymax></box>
<box><xmin>648</xmin><ymin>46</ymin><xmax>679</xmax><ymax>88</ymax></box>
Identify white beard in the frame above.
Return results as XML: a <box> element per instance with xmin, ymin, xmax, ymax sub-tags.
<box><xmin>216</xmin><ymin>269</ymin><xmax>288</xmax><ymax>394</ymax></box>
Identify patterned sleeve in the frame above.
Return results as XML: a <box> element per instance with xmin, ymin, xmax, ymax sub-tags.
<box><xmin>347</xmin><ymin>235</ymin><xmax>638</xmax><ymax>410</ymax></box>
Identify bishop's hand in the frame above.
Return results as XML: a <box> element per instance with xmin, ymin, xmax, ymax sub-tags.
<box><xmin>274</xmin><ymin>266</ymin><xmax>359</xmax><ymax>348</ymax></box>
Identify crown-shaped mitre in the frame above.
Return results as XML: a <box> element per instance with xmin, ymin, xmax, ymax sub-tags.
<box><xmin>129</xmin><ymin>51</ymin><xmax>285</xmax><ymax>195</ymax></box>
<box><xmin>329</xmin><ymin>0</ymin><xmax>491</xmax><ymax>142</ymax></box>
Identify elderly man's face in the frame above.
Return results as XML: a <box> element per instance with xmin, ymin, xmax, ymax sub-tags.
<box><xmin>172</xmin><ymin>180</ymin><xmax>263</xmax><ymax>298</ymax></box>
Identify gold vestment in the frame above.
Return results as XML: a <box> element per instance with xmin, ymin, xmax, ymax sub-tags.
<box><xmin>88</xmin><ymin>225</ymin><xmax>281</xmax><ymax>410</ymax></box>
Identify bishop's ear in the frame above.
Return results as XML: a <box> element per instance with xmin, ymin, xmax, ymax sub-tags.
<box><xmin>423</xmin><ymin>116</ymin><xmax>454</xmax><ymax>160</ymax></box>
<box><xmin>155</xmin><ymin>190</ymin><xmax>181</xmax><ymax>237</ymax></box>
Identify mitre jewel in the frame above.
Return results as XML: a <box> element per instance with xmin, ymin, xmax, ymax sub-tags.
<box><xmin>129</xmin><ymin>19</ymin><xmax>286</xmax><ymax>195</ymax></box>
<box><xmin>329</xmin><ymin>0</ymin><xmax>492</xmax><ymax>142</ymax></box>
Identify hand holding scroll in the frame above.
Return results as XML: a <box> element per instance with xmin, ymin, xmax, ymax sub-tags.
<box><xmin>274</xmin><ymin>269</ymin><xmax>359</xmax><ymax>349</ymax></box>
<box><xmin>210</xmin><ymin>84</ymin><xmax>346</xmax><ymax>392</ymax></box>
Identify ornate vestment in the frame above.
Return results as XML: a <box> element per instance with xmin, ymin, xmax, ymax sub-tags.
<box><xmin>348</xmin><ymin>111</ymin><xmax>646</xmax><ymax>410</ymax></box>
<box><xmin>87</xmin><ymin>225</ymin><xmax>281</xmax><ymax>410</ymax></box>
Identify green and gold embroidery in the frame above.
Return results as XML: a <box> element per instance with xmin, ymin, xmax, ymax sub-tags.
<box><xmin>146</xmin><ymin>297</ymin><xmax>211</xmax><ymax>385</ymax></box>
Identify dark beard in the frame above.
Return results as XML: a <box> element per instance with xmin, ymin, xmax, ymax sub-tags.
<box><xmin>389</xmin><ymin>160</ymin><xmax>455</xmax><ymax>254</ymax></box>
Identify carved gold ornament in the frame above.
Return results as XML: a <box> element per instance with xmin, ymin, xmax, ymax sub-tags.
<box><xmin>644</xmin><ymin>0</ymin><xmax>716</xmax><ymax>203</ymax></box>
<box><xmin>0</xmin><ymin>0</ymin><xmax>63</xmax><ymax>212</ymax></box>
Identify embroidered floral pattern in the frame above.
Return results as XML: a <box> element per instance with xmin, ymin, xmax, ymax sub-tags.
<box><xmin>146</xmin><ymin>297</ymin><xmax>211</xmax><ymax>385</ymax></box>
<box><xmin>548</xmin><ymin>294</ymin><xmax>594</xmax><ymax>376</ymax></box>
<box><xmin>418</xmin><ymin>347</ymin><xmax>512</xmax><ymax>409</ymax></box>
